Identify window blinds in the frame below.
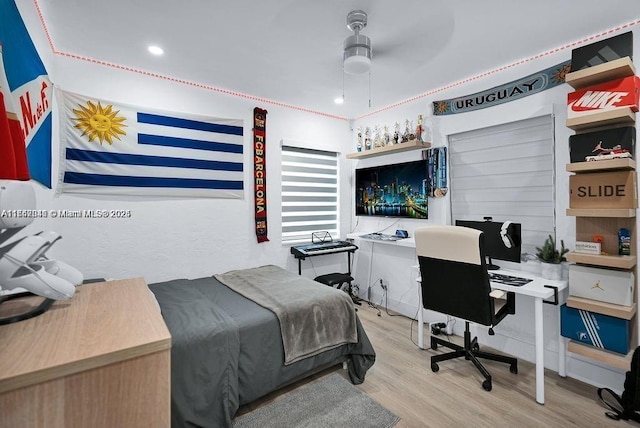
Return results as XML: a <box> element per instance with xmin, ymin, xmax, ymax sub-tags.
<box><xmin>281</xmin><ymin>145</ymin><xmax>339</xmax><ymax>244</ymax></box>
<box><xmin>448</xmin><ymin>115</ymin><xmax>555</xmax><ymax>257</ymax></box>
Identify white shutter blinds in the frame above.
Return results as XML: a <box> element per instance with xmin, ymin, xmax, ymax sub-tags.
<box><xmin>448</xmin><ymin>115</ymin><xmax>555</xmax><ymax>257</ymax></box>
<box><xmin>281</xmin><ymin>145</ymin><xmax>339</xmax><ymax>244</ymax></box>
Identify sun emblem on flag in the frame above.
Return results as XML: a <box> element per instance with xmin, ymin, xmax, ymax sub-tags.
<box><xmin>553</xmin><ymin>64</ymin><xmax>572</xmax><ymax>84</ymax></box>
<box><xmin>434</xmin><ymin>101</ymin><xmax>450</xmax><ymax>115</ymax></box>
<box><xmin>72</xmin><ymin>101</ymin><xmax>127</xmax><ymax>145</ymax></box>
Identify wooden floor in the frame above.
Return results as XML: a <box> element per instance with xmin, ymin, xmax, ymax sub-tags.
<box><xmin>236</xmin><ymin>303</ymin><xmax>635</xmax><ymax>427</ymax></box>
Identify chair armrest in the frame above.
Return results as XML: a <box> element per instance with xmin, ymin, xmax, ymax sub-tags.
<box><xmin>492</xmin><ymin>290</ymin><xmax>516</xmax><ymax>324</ymax></box>
<box><xmin>489</xmin><ymin>289</ymin><xmax>507</xmax><ymax>299</ymax></box>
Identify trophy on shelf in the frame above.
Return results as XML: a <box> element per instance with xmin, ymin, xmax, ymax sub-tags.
<box><xmin>356</xmin><ymin>126</ymin><xmax>363</xmax><ymax>152</ymax></box>
<box><xmin>402</xmin><ymin>120</ymin><xmax>410</xmax><ymax>143</ymax></box>
<box><xmin>408</xmin><ymin>120</ymin><xmax>416</xmax><ymax>142</ymax></box>
<box><xmin>393</xmin><ymin>122</ymin><xmax>400</xmax><ymax>144</ymax></box>
<box><xmin>383</xmin><ymin>125</ymin><xmax>391</xmax><ymax>146</ymax></box>
<box><xmin>364</xmin><ymin>126</ymin><xmax>372</xmax><ymax>150</ymax></box>
<box><xmin>416</xmin><ymin>114</ymin><xmax>424</xmax><ymax>143</ymax></box>
<box><xmin>373</xmin><ymin>125</ymin><xmax>382</xmax><ymax>148</ymax></box>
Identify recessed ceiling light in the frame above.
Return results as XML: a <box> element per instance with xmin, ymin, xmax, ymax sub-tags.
<box><xmin>334</xmin><ymin>96</ymin><xmax>344</xmax><ymax>104</ymax></box>
<box><xmin>148</xmin><ymin>45</ymin><xmax>164</xmax><ymax>56</ymax></box>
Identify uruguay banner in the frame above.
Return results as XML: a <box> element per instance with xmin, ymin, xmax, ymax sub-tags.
<box><xmin>58</xmin><ymin>89</ymin><xmax>244</xmax><ymax>198</ymax></box>
<box><xmin>0</xmin><ymin>0</ymin><xmax>53</xmax><ymax>187</ymax></box>
<box><xmin>433</xmin><ymin>60</ymin><xmax>571</xmax><ymax>116</ymax></box>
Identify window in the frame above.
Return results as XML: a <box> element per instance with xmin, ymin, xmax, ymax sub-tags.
<box><xmin>448</xmin><ymin>115</ymin><xmax>555</xmax><ymax>257</ymax></box>
<box><xmin>281</xmin><ymin>145</ymin><xmax>339</xmax><ymax>244</ymax></box>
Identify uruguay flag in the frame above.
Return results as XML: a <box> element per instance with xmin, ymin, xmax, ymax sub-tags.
<box><xmin>59</xmin><ymin>90</ymin><xmax>244</xmax><ymax>198</ymax></box>
<box><xmin>0</xmin><ymin>0</ymin><xmax>53</xmax><ymax>187</ymax></box>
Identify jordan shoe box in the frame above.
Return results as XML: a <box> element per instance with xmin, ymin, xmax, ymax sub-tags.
<box><xmin>561</xmin><ymin>304</ymin><xmax>631</xmax><ymax>355</ymax></box>
<box><xmin>569</xmin><ymin>264</ymin><xmax>634</xmax><ymax>306</ymax></box>
<box><xmin>569</xmin><ymin>126</ymin><xmax>635</xmax><ymax>163</ymax></box>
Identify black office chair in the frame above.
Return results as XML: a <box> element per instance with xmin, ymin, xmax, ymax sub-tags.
<box><xmin>415</xmin><ymin>225</ymin><xmax>518</xmax><ymax>391</ymax></box>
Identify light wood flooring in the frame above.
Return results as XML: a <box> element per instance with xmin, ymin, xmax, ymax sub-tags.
<box><xmin>236</xmin><ymin>303</ymin><xmax>637</xmax><ymax>427</ymax></box>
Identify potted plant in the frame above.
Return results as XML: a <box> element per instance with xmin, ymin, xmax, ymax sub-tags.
<box><xmin>536</xmin><ymin>235</ymin><xmax>569</xmax><ymax>280</ymax></box>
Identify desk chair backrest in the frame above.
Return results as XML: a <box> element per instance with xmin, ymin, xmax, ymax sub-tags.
<box><xmin>415</xmin><ymin>225</ymin><xmax>494</xmax><ymax>326</ymax></box>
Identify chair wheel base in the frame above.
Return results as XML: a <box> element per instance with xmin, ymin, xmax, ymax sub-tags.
<box><xmin>427</xmin><ymin>321</ymin><xmax>517</xmax><ymax>393</ymax></box>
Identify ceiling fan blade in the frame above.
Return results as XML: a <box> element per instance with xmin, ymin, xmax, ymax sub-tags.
<box><xmin>373</xmin><ymin>40</ymin><xmax>429</xmax><ymax>69</ymax></box>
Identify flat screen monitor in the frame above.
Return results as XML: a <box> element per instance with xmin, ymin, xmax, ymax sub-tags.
<box><xmin>455</xmin><ymin>219</ymin><xmax>521</xmax><ymax>270</ymax></box>
<box><xmin>355</xmin><ymin>159</ymin><xmax>428</xmax><ymax>219</ymax></box>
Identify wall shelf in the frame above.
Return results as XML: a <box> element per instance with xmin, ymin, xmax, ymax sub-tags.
<box><xmin>566</xmin><ymin>208</ymin><xmax>636</xmax><ymax>218</ymax></box>
<box><xmin>564</xmin><ymin>51</ymin><xmax>639</xmax><ymax>372</ymax></box>
<box><xmin>566</xmin><ymin>108</ymin><xmax>636</xmax><ymax>131</ymax></box>
<box><xmin>346</xmin><ymin>140</ymin><xmax>431</xmax><ymax>159</ymax></box>
<box><xmin>567</xmin><ymin>341</ymin><xmax>633</xmax><ymax>370</ymax></box>
<box><xmin>566</xmin><ymin>295</ymin><xmax>637</xmax><ymax>320</ymax></box>
<box><xmin>566</xmin><ymin>252</ymin><xmax>637</xmax><ymax>269</ymax></box>
<box><xmin>565</xmin><ymin>57</ymin><xmax>636</xmax><ymax>89</ymax></box>
<box><xmin>566</xmin><ymin>158</ymin><xmax>636</xmax><ymax>173</ymax></box>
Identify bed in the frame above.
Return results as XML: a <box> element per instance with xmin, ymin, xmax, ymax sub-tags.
<box><xmin>148</xmin><ymin>264</ymin><xmax>376</xmax><ymax>428</ymax></box>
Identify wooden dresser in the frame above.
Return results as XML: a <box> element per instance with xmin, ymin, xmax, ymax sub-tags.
<box><xmin>0</xmin><ymin>278</ymin><xmax>172</xmax><ymax>427</ymax></box>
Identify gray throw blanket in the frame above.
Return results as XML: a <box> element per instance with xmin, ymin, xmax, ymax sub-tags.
<box><xmin>215</xmin><ymin>265</ymin><xmax>358</xmax><ymax>365</ymax></box>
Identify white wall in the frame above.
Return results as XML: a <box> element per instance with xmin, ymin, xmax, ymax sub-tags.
<box><xmin>350</xmin><ymin>29</ymin><xmax>640</xmax><ymax>391</ymax></box>
<box><xmin>15</xmin><ymin>2</ymin><xmax>354</xmax><ymax>284</ymax></box>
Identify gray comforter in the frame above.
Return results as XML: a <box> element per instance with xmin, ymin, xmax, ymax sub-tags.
<box><xmin>215</xmin><ymin>265</ymin><xmax>358</xmax><ymax>365</ymax></box>
<box><xmin>149</xmin><ymin>267</ymin><xmax>375</xmax><ymax>428</ymax></box>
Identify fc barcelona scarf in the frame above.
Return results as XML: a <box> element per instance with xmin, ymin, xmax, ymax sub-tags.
<box><xmin>253</xmin><ymin>107</ymin><xmax>268</xmax><ymax>243</ymax></box>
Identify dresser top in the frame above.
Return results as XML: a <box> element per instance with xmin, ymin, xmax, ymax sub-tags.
<box><xmin>0</xmin><ymin>278</ymin><xmax>171</xmax><ymax>394</ymax></box>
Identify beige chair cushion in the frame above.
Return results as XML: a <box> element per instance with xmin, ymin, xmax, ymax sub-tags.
<box><xmin>415</xmin><ymin>225</ymin><xmax>482</xmax><ymax>266</ymax></box>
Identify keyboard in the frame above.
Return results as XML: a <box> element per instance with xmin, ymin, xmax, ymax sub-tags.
<box><xmin>359</xmin><ymin>233</ymin><xmax>402</xmax><ymax>241</ymax></box>
<box><xmin>291</xmin><ymin>241</ymin><xmax>358</xmax><ymax>257</ymax></box>
<box><xmin>488</xmin><ymin>272</ymin><xmax>533</xmax><ymax>287</ymax></box>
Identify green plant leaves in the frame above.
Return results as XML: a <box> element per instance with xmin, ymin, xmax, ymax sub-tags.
<box><xmin>535</xmin><ymin>234</ymin><xmax>569</xmax><ymax>264</ymax></box>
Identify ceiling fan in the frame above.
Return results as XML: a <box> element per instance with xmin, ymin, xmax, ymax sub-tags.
<box><xmin>343</xmin><ymin>10</ymin><xmax>372</xmax><ymax>75</ymax></box>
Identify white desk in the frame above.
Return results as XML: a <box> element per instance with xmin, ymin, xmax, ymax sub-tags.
<box><xmin>416</xmin><ymin>268</ymin><xmax>566</xmax><ymax>405</ymax></box>
<box><xmin>348</xmin><ymin>233</ymin><xmax>567</xmax><ymax>405</ymax></box>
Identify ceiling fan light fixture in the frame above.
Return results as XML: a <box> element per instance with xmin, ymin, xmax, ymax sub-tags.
<box><xmin>343</xmin><ymin>10</ymin><xmax>371</xmax><ymax>75</ymax></box>
<box><xmin>343</xmin><ymin>34</ymin><xmax>371</xmax><ymax>75</ymax></box>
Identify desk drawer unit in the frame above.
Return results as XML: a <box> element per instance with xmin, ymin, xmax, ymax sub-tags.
<box><xmin>561</xmin><ymin>304</ymin><xmax>631</xmax><ymax>354</ymax></box>
<box><xmin>569</xmin><ymin>264</ymin><xmax>634</xmax><ymax>306</ymax></box>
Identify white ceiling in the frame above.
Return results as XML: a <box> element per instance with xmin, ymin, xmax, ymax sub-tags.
<box><xmin>33</xmin><ymin>0</ymin><xmax>640</xmax><ymax>119</ymax></box>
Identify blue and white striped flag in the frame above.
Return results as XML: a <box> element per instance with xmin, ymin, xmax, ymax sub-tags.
<box><xmin>58</xmin><ymin>90</ymin><xmax>244</xmax><ymax>198</ymax></box>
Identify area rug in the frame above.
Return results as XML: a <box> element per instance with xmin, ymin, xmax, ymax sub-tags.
<box><xmin>232</xmin><ymin>374</ymin><xmax>400</xmax><ymax>428</ymax></box>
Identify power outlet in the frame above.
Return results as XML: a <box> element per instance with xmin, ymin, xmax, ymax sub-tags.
<box><xmin>446</xmin><ymin>321</ymin><xmax>453</xmax><ymax>335</ymax></box>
